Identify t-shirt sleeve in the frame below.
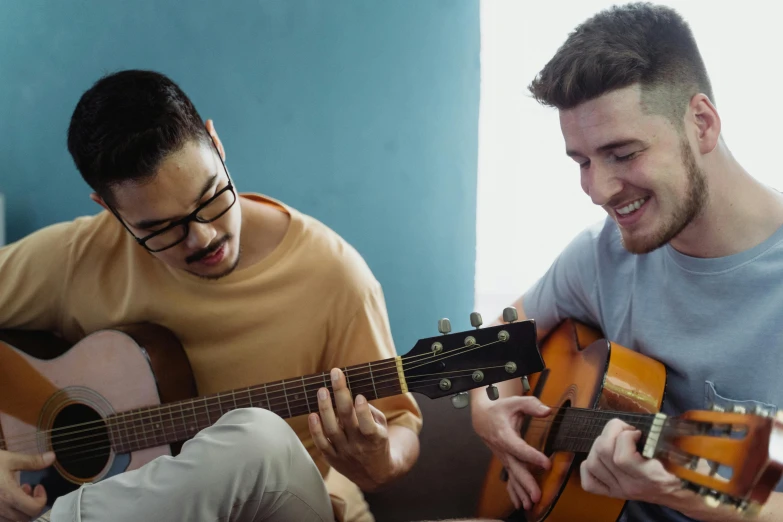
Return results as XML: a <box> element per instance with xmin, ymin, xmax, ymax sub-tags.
<box><xmin>325</xmin><ymin>281</ymin><xmax>423</xmax><ymax>435</ymax></box>
<box><xmin>522</xmin><ymin>224</ymin><xmax>601</xmax><ymax>335</ymax></box>
<box><xmin>0</xmin><ymin>222</ymin><xmax>74</xmax><ymax>331</ymax></box>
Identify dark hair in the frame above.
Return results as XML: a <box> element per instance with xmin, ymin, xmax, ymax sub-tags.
<box><xmin>529</xmin><ymin>2</ymin><xmax>714</xmax><ymax>124</ymax></box>
<box><xmin>67</xmin><ymin>69</ymin><xmax>210</xmax><ymax>203</ymax></box>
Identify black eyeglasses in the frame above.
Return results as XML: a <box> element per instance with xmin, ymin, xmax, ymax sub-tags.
<box><xmin>111</xmin><ymin>153</ymin><xmax>237</xmax><ymax>253</ymax></box>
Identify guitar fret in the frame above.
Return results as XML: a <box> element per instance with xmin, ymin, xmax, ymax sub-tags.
<box><xmin>368</xmin><ymin>364</ymin><xmax>378</xmax><ymax>399</ymax></box>
<box><xmin>282</xmin><ymin>380</ymin><xmax>292</xmax><ymax>418</ymax></box>
<box><xmin>168</xmin><ymin>404</ymin><xmax>178</xmax><ymax>442</ymax></box>
<box><xmin>302</xmin><ymin>376</ymin><xmax>311</xmax><ymax>414</ymax></box>
<box><xmin>140</xmin><ymin>411</ymin><xmax>150</xmax><ymax>449</ymax></box>
<box><xmin>263</xmin><ymin>384</ymin><xmax>270</xmax><ymax>411</ymax></box>
<box><xmin>232</xmin><ymin>390</ymin><xmax>238</xmax><ymax>411</ymax></box>
<box><xmin>204</xmin><ymin>397</ymin><xmax>211</xmax><ymax>426</ymax></box>
<box><xmin>156</xmin><ymin>407</ymin><xmax>164</xmax><ymax>446</ymax></box>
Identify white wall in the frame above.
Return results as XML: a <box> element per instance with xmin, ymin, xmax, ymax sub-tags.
<box><xmin>476</xmin><ymin>0</ymin><xmax>783</xmax><ymax>319</ymax></box>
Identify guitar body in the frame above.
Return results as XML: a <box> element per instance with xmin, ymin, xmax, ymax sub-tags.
<box><xmin>476</xmin><ymin>320</ymin><xmax>667</xmax><ymax>521</ymax></box>
<box><xmin>0</xmin><ymin>324</ymin><xmax>197</xmax><ymax>506</ymax></box>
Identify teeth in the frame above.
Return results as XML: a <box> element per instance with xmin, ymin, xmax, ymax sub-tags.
<box><xmin>617</xmin><ymin>198</ymin><xmax>647</xmax><ymax>215</ymax></box>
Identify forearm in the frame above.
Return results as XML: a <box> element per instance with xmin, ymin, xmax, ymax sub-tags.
<box><xmin>667</xmin><ymin>490</ymin><xmax>783</xmax><ymax>521</ymax></box>
<box><xmin>386</xmin><ymin>424</ymin><xmax>420</xmax><ymax>484</ymax></box>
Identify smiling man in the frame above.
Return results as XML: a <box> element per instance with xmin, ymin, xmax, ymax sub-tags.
<box><xmin>469</xmin><ymin>3</ymin><xmax>783</xmax><ymax>522</ymax></box>
<box><xmin>0</xmin><ymin>70</ymin><xmax>421</xmax><ymax>522</ymax></box>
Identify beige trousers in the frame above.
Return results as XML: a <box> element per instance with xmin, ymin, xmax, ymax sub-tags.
<box><xmin>48</xmin><ymin>408</ymin><xmax>335</xmax><ymax>522</ymax></box>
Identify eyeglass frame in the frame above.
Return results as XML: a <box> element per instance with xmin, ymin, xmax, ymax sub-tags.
<box><xmin>108</xmin><ymin>144</ymin><xmax>237</xmax><ymax>253</ymax></box>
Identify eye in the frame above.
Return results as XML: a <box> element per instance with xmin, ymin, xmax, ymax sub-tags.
<box><xmin>614</xmin><ymin>151</ymin><xmax>639</xmax><ymax>162</ymax></box>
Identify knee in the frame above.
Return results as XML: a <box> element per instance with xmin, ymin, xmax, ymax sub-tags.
<box><xmin>217</xmin><ymin>407</ymin><xmax>299</xmax><ymax>451</ymax></box>
<box><xmin>204</xmin><ymin>408</ymin><xmax>304</xmax><ymax>471</ymax></box>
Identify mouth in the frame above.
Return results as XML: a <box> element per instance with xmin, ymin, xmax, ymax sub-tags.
<box><xmin>614</xmin><ymin>196</ymin><xmax>650</xmax><ymax>216</ymax></box>
<box><xmin>187</xmin><ymin>238</ymin><xmax>229</xmax><ymax>267</ymax></box>
<box><xmin>612</xmin><ymin>196</ymin><xmax>650</xmax><ymax>227</ymax></box>
<box><xmin>198</xmin><ymin>245</ymin><xmax>226</xmax><ymax>267</ymax></box>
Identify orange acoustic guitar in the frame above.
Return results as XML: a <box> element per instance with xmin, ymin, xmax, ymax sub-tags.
<box><xmin>476</xmin><ymin>319</ymin><xmax>783</xmax><ymax>521</ymax></box>
<box><xmin>0</xmin><ymin>311</ymin><xmax>543</xmax><ymax>516</ymax></box>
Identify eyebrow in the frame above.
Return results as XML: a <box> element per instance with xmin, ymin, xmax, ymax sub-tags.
<box><xmin>133</xmin><ymin>173</ymin><xmax>219</xmax><ymax>229</ymax></box>
<box><xmin>566</xmin><ymin>139</ymin><xmax>644</xmax><ymax>158</ymax></box>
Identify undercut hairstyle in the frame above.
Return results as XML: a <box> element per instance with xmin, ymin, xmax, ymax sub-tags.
<box><xmin>67</xmin><ymin>69</ymin><xmax>210</xmax><ymax>204</ymax></box>
<box><xmin>529</xmin><ymin>2</ymin><xmax>714</xmax><ymax>126</ymax></box>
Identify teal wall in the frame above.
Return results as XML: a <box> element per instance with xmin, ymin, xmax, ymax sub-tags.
<box><xmin>0</xmin><ymin>1</ymin><xmax>480</xmax><ymax>353</ymax></box>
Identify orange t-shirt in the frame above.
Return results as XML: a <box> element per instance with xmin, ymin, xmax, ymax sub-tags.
<box><xmin>0</xmin><ymin>193</ymin><xmax>422</xmax><ymax>521</ymax></box>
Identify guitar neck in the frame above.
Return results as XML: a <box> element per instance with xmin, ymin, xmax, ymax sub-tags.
<box><xmin>108</xmin><ymin>357</ymin><xmax>405</xmax><ymax>454</ymax></box>
<box><xmin>547</xmin><ymin>408</ymin><xmax>656</xmax><ymax>454</ymax></box>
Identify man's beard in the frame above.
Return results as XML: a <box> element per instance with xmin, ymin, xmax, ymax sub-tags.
<box><xmin>621</xmin><ymin>138</ymin><xmax>708</xmax><ymax>254</ymax></box>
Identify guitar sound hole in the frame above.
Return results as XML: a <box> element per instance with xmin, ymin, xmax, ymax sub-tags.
<box><xmin>52</xmin><ymin>404</ymin><xmax>110</xmax><ymax>480</ymax></box>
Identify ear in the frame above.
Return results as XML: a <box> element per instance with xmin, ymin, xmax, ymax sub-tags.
<box><xmin>205</xmin><ymin>119</ymin><xmax>226</xmax><ymax>161</ymax></box>
<box><xmin>688</xmin><ymin>94</ymin><xmax>721</xmax><ymax>155</ymax></box>
<box><xmin>90</xmin><ymin>192</ymin><xmax>110</xmax><ymax>212</ymax></box>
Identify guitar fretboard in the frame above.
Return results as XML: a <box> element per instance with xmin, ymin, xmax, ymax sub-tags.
<box><xmin>549</xmin><ymin>408</ymin><xmax>655</xmax><ymax>453</ymax></box>
<box><xmin>108</xmin><ymin>358</ymin><xmax>404</xmax><ymax>454</ymax></box>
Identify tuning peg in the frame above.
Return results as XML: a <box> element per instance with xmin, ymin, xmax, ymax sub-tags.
<box><xmin>470</xmin><ymin>312</ymin><xmax>483</xmax><ymax>329</ymax></box>
<box><xmin>438</xmin><ymin>318</ymin><xmax>452</xmax><ymax>335</ymax></box>
<box><xmin>451</xmin><ymin>392</ymin><xmax>469</xmax><ymax>409</ymax></box>
<box><xmin>502</xmin><ymin>307</ymin><xmax>518</xmax><ymax>323</ymax></box>
<box><xmin>486</xmin><ymin>384</ymin><xmax>499</xmax><ymax>401</ymax></box>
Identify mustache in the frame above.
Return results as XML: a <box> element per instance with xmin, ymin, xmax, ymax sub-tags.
<box><xmin>186</xmin><ymin>235</ymin><xmax>230</xmax><ymax>264</ymax></box>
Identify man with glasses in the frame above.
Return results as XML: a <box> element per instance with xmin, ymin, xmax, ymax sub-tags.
<box><xmin>0</xmin><ymin>70</ymin><xmax>422</xmax><ymax>522</ymax></box>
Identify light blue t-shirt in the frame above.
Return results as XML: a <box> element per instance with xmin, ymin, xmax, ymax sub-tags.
<box><xmin>522</xmin><ymin>216</ymin><xmax>783</xmax><ymax>521</ymax></box>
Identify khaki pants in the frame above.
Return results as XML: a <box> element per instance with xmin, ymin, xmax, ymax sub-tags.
<box><xmin>49</xmin><ymin>408</ymin><xmax>335</xmax><ymax>522</ymax></box>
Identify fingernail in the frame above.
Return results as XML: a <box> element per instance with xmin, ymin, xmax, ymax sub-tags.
<box><xmin>309</xmin><ymin>414</ymin><xmax>318</xmax><ymax>425</ymax></box>
<box><xmin>356</xmin><ymin>395</ymin><xmax>366</xmax><ymax>405</ymax></box>
<box><xmin>331</xmin><ymin>368</ymin><xmax>339</xmax><ymax>383</ymax></box>
<box><xmin>318</xmin><ymin>388</ymin><xmax>327</xmax><ymax>400</ymax></box>
<box><xmin>538</xmin><ymin>404</ymin><xmax>550</xmax><ymax>414</ymax></box>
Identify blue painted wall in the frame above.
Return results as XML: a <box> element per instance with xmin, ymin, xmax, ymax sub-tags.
<box><xmin>0</xmin><ymin>0</ymin><xmax>480</xmax><ymax>352</ymax></box>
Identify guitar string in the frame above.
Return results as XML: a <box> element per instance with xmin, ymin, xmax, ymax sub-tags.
<box><xmin>1</xmin><ymin>336</ymin><xmax>506</xmax><ymax>446</ymax></box>
<box><xmin>4</xmin><ymin>366</ymin><xmax>509</xmax><ymax>455</ymax></box>
<box><xmin>35</xmin><ymin>420</ymin><xmax>725</xmax><ymax>476</ymax></box>
<box><xmin>19</xmin><ymin>404</ymin><xmax>709</xmax><ymax>463</ymax></box>
<box><xmin>8</xmin><ymin>365</ymin><xmax>506</xmax><ymax>452</ymax></box>
<box><xmin>39</xmin><ymin>405</ymin><xmax>666</xmax><ymax>459</ymax></box>
<box><xmin>15</xmin><ymin>368</ymin><xmax>506</xmax><ymax>460</ymax></box>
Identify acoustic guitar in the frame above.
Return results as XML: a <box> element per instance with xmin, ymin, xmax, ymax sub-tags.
<box><xmin>0</xmin><ymin>310</ymin><xmax>543</xmax><ymax>517</ymax></box>
<box><xmin>476</xmin><ymin>319</ymin><xmax>783</xmax><ymax>521</ymax></box>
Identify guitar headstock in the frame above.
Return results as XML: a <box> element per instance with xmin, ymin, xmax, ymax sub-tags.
<box><xmin>648</xmin><ymin>406</ymin><xmax>783</xmax><ymax>515</ymax></box>
<box><xmin>400</xmin><ymin>309</ymin><xmax>543</xmax><ymax>405</ymax></box>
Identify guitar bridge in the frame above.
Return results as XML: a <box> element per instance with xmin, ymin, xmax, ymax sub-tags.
<box><xmin>642</xmin><ymin>412</ymin><xmax>668</xmax><ymax>458</ymax></box>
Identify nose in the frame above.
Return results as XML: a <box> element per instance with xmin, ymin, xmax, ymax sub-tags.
<box><xmin>583</xmin><ymin>163</ymin><xmax>623</xmax><ymax>208</ymax></box>
<box><xmin>184</xmin><ymin>221</ymin><xmax>218</xmax><ymax>250</ymax></box>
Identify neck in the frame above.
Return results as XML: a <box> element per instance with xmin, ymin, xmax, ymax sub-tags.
<box><xmin>548</xmin><ymin>408</ymin><xmax>655</xmax><ymax>453</ymax></box>
<box><xmin>235</xmin><ymin>195</ymin><xmax>291</xmax><ymax>270</ymax></box>
<box><xmin>669</xmin><ymin>141</ymin><xmax>783</xmax><ymax>258</ymax></box>
<box><xmin>107</xmin><ymin>357</ymin><xmax>402</xmax><ymax>454</ymax></box>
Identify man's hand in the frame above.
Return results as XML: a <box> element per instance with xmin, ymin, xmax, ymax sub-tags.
<box><xmin>581</xmin><ymin>419</ymin><xmax>681</xmax><ymax>503</ymax></box>
<box><xmin>308</xmin><ymin>368</ymin><xmax>396</xmax><ymax>492</ymax></box>
<box><xmin>0</xmin><ymin>449</ymin><xmax>54</xmax><ymax>522</ymax></box>
<box><xmin>471</xmin><ymin>395</ymin><xmax>553</xmax><ymax>510</ymax></box>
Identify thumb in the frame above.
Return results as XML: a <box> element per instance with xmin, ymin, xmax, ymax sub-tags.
<box><xmin>368</xmin><ymin>404</ymin><xmax>388</xmax><ymax>428</ymax></box>
<box><xmin>505</xmin><ymin>396</ymin><xmax>551</xmax><ymax>417</ymax></box>
<box><xmin>9</xmin><ymin>451</ymin><xmax>55</xmax><ymax>471</ymax></box>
